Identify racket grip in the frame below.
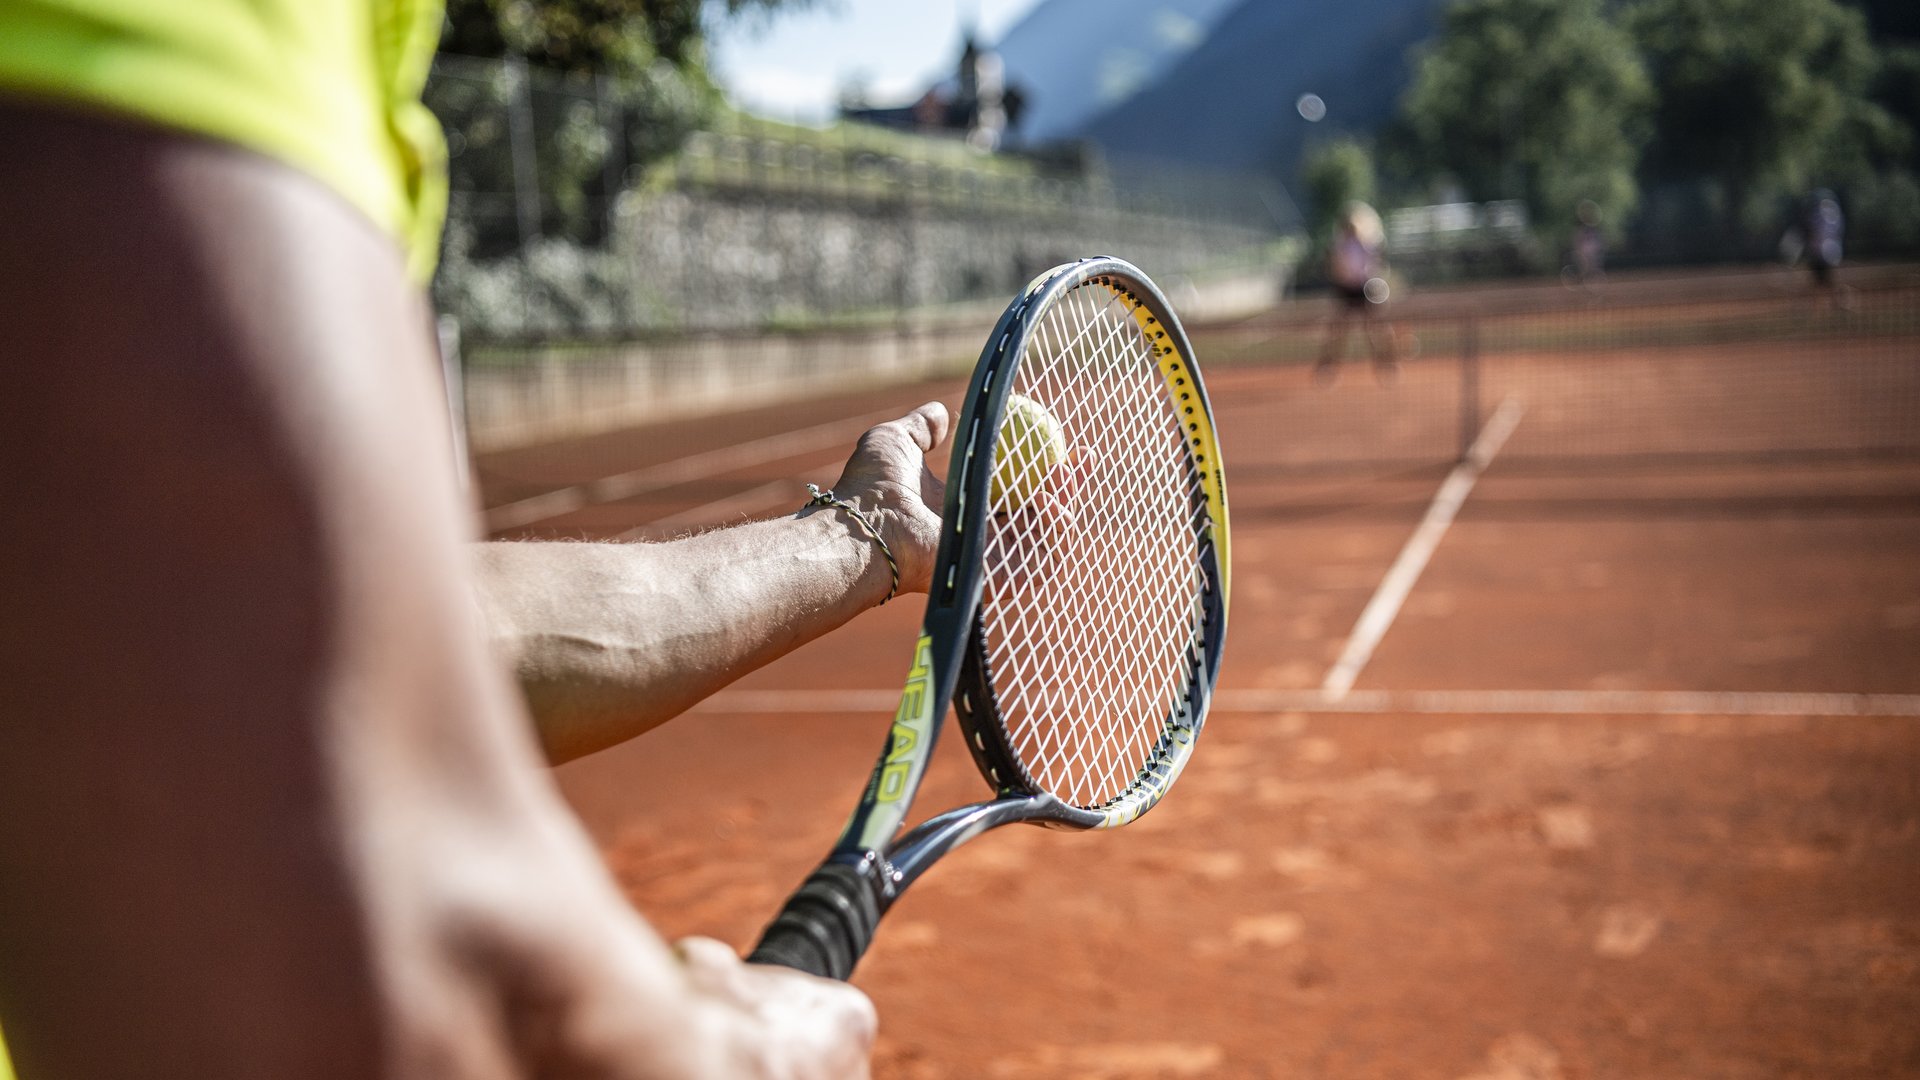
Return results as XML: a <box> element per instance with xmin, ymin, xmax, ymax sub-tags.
<box><xmin>746</xmin><ymin>860</ymin><xmax>882</xmax><ymax>981</ymax></box>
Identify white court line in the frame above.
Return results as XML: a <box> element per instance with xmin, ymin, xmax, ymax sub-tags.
<box><xmin>1319</xmin><ymin>395</ymin><xmax>1527</xmax><ymax>700</ymax></box>
<box><xmin>483</xmin><ymin>408</ymin><xmax>899</xmax><ymax>531</ymax></box>
<box><xmin>615</xmin><ymin>478</ymin><xmax>801</xmax><ymax>540</ymax></box>
<box><xmin>1221</xmin><ymin>688</ymin><xmax>1920</xmax><ymax>717</ymax></box>
<box><xmin>698</xmin><ymin>690</ymin><xmax>900</xmax><ymax>713</ymax></box>
<box><xmin>692</xmin><ymin>688</ymin><xmax>1920</xmax><ymax>718</ymax></box>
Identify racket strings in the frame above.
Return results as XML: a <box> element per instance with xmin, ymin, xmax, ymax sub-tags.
<box><xmin>1028</xmin><ymin>285</ymin><xmax>1200</xmax><ymax>803</ymax></box>
<box><xmin>980</xmin><ymin>280</ymin><xmax>1208</xmax><ymax>808</ymax></box>
<box><xmin>1041</xmin><ymin>288</ymin><xmax>1200</xmax><ymax>789</ymax></box>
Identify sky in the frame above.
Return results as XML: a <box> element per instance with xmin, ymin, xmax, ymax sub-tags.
<box><xmin>709</xmin><ymin>0</ymin><xmax>1045</xmax><ymax>123</ymax></box>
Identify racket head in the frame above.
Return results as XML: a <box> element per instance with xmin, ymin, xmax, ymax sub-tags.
<box><xmin>758</xmin><ymin>258</ymin><xmax>1228</xmax><ymax>979</ymax></box>
<box><xmin>945</xmin><ymin>257</ymin><xmax>1230</xmax><ymax>830</ymax></box>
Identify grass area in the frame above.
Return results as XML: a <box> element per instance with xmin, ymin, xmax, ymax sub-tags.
<box><xmin>657</xmin><ymin>108</ymin><xmax>1086</xmax><ymax>209</ymax></box>
<box><xmin>705</xmin><ymin>109</ymin><xmax>1039</xmax><ymax>175</ymax></box>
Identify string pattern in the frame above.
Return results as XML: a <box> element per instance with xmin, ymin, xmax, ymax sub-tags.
<box><xmin>980</xmin><ymin>280</ymin><xmax>1209</xmax><ymax>809</ymax></box>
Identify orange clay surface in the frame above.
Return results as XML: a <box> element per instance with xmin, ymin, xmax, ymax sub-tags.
<box><xmin>479</xmin><ymin>310</ymin><xmax>1920</xmax><ymax>1079</ymax></box>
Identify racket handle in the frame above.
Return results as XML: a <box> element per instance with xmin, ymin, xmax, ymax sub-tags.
<box><xmin>746</xmin><ymin>860</ymin><xmax>882</xmax><ymax>981</ymax></box>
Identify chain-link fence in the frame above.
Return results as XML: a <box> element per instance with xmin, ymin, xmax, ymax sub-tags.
<box><xmin>425</xmin><ymin>53</ymin><xmax>1296</xmax><ymax>342</ymax></box>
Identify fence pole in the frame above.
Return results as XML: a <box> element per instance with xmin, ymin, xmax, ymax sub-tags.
<box><xmin>597</xmin><ymin>73</ymin><xmax>624</xmax><ymax>243</ymax></box>
<box><xmin>1459</xmin><ymin>316</ymin><xmax>1481</xmax><ymax>461</ymax></box>
<box><xmin>505</xmin><ymin>54</ymin><xmax>542</xmax><ymax>250</ymax></box>
<box><xmin>505</xmin><ymin>54</ymin><xmax>541</xmax><ymax>332</ymax></box>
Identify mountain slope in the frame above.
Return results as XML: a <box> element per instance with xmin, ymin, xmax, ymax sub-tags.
<box><xmin>1077</xmin><ymin>0</ymin><xmax>1447</xmax><ymax>178</ymax></box>
<box><xmin>993</xmin><ymin>0</ymin><xmax>1245</xmax><ymax>142</ymax></box>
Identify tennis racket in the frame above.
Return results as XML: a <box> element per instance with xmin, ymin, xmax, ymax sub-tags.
<box><xmin>747</xmin><ymin>256</ymin><xmax>1230</xmax><ymax>980</ymax></box>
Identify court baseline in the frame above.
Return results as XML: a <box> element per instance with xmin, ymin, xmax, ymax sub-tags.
<box><xmin>483</xmin><ymin>407</ymin><xmax>902</xmax><ymax>531</ymax></box>
<box><xmin>693</xmin><ymin>687</ymin><xmax>1920</xmax><ymax>717</ymax></box>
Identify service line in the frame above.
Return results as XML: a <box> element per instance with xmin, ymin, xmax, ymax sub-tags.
<box><xmin>1319</xmin><ymin>395</ymin><xmax>1526</xmax><ymax>700</ymax></box>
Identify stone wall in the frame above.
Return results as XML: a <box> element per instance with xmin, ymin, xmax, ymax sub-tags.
<box><xmin>457</xmin><ymin>266</ymin><xmax>1281</xmax><ymax>452</ymax></box>
<box><xmin>460</xmin><ymin>318</ymin><xmax>987</xmax><ymax>452</ymax></box>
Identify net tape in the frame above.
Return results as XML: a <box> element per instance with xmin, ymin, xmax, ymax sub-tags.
<box><xmin>980</xmin><ymin>280</ymin><xmax>1210</xmax><ymax>809</ymax></box>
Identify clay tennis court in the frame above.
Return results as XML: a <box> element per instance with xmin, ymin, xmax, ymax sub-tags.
<box><xmin>476</xmin><ymin>270</ymin><xmax>1920</xmax><ymax>1079</ymax></box>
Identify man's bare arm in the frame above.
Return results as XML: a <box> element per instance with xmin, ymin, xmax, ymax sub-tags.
<box><xmin>476</xmin><ymin>405</ymin><xmax>949</xmax><ymax>765</ymax></box>
<box><xmin>0</xmin><ymin>102</ymin><xmax>871</xmax><ymax>1080</ymax></box>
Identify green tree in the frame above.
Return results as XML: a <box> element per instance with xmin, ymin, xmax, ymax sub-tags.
<box><xmin>441</xmin><ymin>0</ymin><xmax>803</xmax><ymax>77</ymax></box>
<box><xmin>1871</xmin><ymin>44</ymin><xmax>1920</xmax><ymax>170</ymax></box>
<box><xmin>431</xmin><ymin>0</ymin><xmax>811</xmax><ymax>251</ymax></box>
<box><xmin>1398</xmin><ymin>0</ymin><xmax>1651</xmax><ymax>247</ymax></box>
<box><xmin>1301</xmin><ymin>138</ymin><xmax>1378</xmax><ymax>240</ymax></box>
<box><xmin>1628</xmin><ymin>0</ymin><xmax>1893</xmax><ymax>228</ymax></box>
<box><xmin>1844</xmin><ymin>44</ymin><xmax>1920</xmax><ymax>251</ymax></box>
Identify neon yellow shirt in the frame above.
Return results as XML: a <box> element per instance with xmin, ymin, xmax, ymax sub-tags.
<box><xmin>0</xmin><ymin>0</ymin><xmax>448</xmax><ymax>281</ymax></box>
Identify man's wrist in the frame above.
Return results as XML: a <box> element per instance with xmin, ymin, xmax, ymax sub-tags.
<box><xmin>799</xmin><ymin>492</ymin><xmax>898</xmax><ymax>609</ymax></box>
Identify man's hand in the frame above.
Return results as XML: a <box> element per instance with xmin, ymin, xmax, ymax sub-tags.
<box><xmin>823</xmin><ymin>403</ymin><xmax>951</xmax><ymax>595</ymax></box>
<box><xmin>677</xmin><ymin>938</ymin><xmax>876</xmax><ymax>1080</ymax></box>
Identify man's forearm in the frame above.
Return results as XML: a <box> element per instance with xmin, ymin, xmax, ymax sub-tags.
<box><xmin>475</xmin><ymin>513</ymin><xmax>892</xmax><ymax>765</ymax></box>
<box><xmin>477</xmin><ymin>404</ymin><xmax>950</xmax><ymax>766</ymax></box>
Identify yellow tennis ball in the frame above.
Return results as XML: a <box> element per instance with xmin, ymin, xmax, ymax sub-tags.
<box><xmin>991</xmin><ymin>393</ymin><xmax>1069</xmax><ymax>511</ymax></box>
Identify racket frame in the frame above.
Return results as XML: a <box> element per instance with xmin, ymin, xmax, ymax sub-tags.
<box><xmin>748</xmin><ymin>257</ymin><xmax>1229</xmax><ymax>978</ymax></box>
<box><xmin>952</xmin><ymin>265</ymin><xmax>1228</xmax><ymax>832</ymax></box>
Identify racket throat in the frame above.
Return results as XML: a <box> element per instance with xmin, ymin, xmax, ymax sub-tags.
<box><xmin>884</xmin><ymin>793</ymin><xmax>1082</xmax><ymax>891</ymax></box>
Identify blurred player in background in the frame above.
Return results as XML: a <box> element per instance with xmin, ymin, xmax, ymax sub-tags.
<box><xmin>0</xmin><ymin>1</ymin><xmax>935</xmax><ymax>1076</ymax></box>
<box><xmin>1314</xmin><ymin>201</ymin><xmax>1399</xmax><ymax>386</ymax></box>
<box><xmin>1567</xmin><ymin>198</ymin><xmax>1607</xmax><ymax>293</ymax></box>
<box><xmin>1779</xmin><ymin>189</ymin><xmax>1850</xmax><ymax>311</ymax></box>
<box><xmin>1804</xmin><ymin>189</ymin><xmax>1849</xmax><ymax>310</ymax></box>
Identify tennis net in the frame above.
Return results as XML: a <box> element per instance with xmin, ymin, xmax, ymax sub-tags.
<box><xmin>1189</xmin><ymin>268</ymin><xmax>1920</xmax><ymax>471</ymax></box>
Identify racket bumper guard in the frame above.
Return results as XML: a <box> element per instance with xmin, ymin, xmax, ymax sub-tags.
<box><xmin>746</xmin><ymin>855</ymin><xmax>885</xmax><ymax>981</ymax></box>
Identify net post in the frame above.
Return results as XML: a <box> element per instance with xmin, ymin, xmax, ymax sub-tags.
<box><xmin>1458</xmin><ymin>316</ymin><xmax>1481</xmax><ymax>462</ymax></box>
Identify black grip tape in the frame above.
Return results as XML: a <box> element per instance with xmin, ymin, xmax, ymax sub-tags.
<box><xmin>746</xmin><ymin>861</ymin><xmax>882</xmax><ymax>981</ymax></box>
